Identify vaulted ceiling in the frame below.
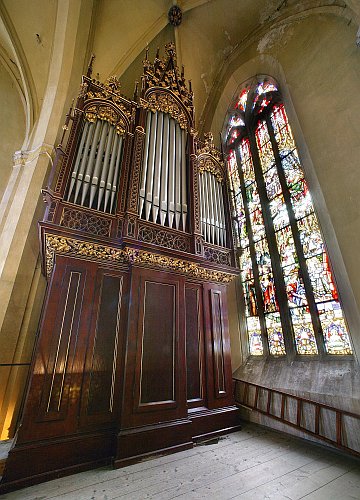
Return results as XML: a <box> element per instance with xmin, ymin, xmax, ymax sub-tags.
<box><xmin>0</xmin><ymin>0</ymin><xmax>359</xmax><ymax>139</ymax></box>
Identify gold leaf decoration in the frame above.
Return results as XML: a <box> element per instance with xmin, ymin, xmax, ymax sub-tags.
<box><xmin>45</xmin><ymin>234</ymin><xmax>235</xmax><ymax>283</ymax></box>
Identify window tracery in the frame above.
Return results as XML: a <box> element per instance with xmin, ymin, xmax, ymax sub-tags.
<box><xmin>225</xmin><ymin>76</ymin><xmax>352</xmax><ymax>357</ymax></box>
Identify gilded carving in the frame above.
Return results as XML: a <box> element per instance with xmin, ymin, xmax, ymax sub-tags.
<box><xmin>84</xmin><ymin>75</ymin><xmax>132</xmax><ymax>119</ymax></box>
<box><xmin>141</xmin><ymin>43</ymin><xmax>193</xmax><ymax>123</ymax></box>
<box><xmin>196</xmin><ymin>133</ymin><xmax>223</xmax><ymax>163</ymax></box>
<box><xmin>84</xmin><ymin>104</ymin><xmax>126</xmax><ymax>135</ymax></box>
<box><xmin>45</xmin><ymin>234</ymin><xmax>235</xmax><ymax>283</ymax></box>
<box><xmin>140</xmin><ymin>92</ymin><xmax>188</xmax><ymax>130</ymax></box>
<box><xmin>198</xmin><ymin>158</ymin><xmax>223</xmax><ymax>183</ymax></box>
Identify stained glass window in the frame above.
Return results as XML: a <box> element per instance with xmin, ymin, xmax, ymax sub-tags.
<box><xmin>225</xmin><ymin>76</ymin><xmax>352</xmax><ymax>357</ymax></box>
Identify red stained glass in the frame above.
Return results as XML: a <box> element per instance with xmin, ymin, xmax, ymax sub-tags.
<box><xmin>236</xmin><ymin>87</ymin><xmax>250</xmax><ymax>112</ymax></box>
<box><xmin>260</xmin><ymin>274</ymin><xmax>278</xmax><ymax>313</ymax></box>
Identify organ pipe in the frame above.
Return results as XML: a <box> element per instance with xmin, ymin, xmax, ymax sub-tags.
<box><xmin>139</xmin><ymin>111</ymin><xmax>189</xmax><ymax>231</ymax></box>
<box><xmin>66</xmin><ymin>118</ymin><xmax>123</xmax><ymax>214</ymax></box>
<box><xmin>199</xmin><ymin>171</ymin><xmax>227</xmax><ymax>247</ymax></box>
<box><xmin>160</xmin><ymin>114</ymin><xmax>169</xmax><ymax>226</ymax></box>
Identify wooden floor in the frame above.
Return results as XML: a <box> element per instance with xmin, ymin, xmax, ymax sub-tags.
<box><xmin>2</xmin><ymin>423</ymin><xmax>360</xmax><ymax>499</ymax></box>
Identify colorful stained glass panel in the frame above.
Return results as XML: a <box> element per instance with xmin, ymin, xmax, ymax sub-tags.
<box><xmin>265</xmin><ymin>312</ymin><xmax>286</xmax><ymax>355</ymax></box>
<box><xmin>260</xmin><ymin>274</ymin><xmax>278</xmax><ymax>313</ymax></box>
<box><xmin>244</xmin><ymin>280</ymin><xmax>258</xmax><ymax>317</ymax></box>
<box><xmin>271</xmin><ymin>104</ymin><xmax>295</xmax><ymax>154</ymax></box>
<box><xmin>249</xmin><ymin>208</ymin><xmax>266</xmax><ymax>241</ymax></box>
<box><xmin>239</xmin><ymin>138</ymin><xmax>256</xmax><ymax>184</ymax></box>
<box><xmin>245</xmin><ymin>182</ymin><xmax>260</xmax><ymax>212</ymax></box>
<box><xmin>290</xmin><ymin>178</ymin><xmax>313</xmax><ymax>219</ymax></box>
<box><xmin>282</xmin><ymin>151</ymin><xmax>303</xmax><ymax>183</ymax></box>
<box><xmin>269</xmin><ymin>195</ymin><xmax>290</xmax><ymax>230</ymax></box>
<box><xmin>297</xmin><ymin>214</ymin><xmax>324</xmax><ymax>258</ymax></box>
<box><xmin>256</xmin><ymin>121</ymin><xmax>275</xmax><ymax>172</ymax></box>
<box><xmin>236</xmin><ymin>87</ymin><xmax>249</xmax><ymax>112</ymax></box>
<box><xmin>275</xmin><ymin>225</ymin><xmax>297</xmax><ymax>267</ymax></box>
<box><xmin>306</xmin><ymin>253</ymin><xmax>338</xmax><ymax>302</ymax></box>
<box><xmin>240</xmin><ymin>247</ymin><xmax>253</xmax><ymax>282</ymax></box>
<box><xmin>291</xmin><ymin>307</ymin><xmax>318</xmax><ymax>355</ymax></box>
<box><xmin>247</xmin><ymin>317</ymin><xmax>263</xmax><ymax>356</ymax></box>
<box><xmin>264</xmin><ymin>167</ymin><xmax>282</xmax><ymax>200</ymax></box>
<box><xmin>238</xmin><ymin>216</ymin><xmax>248</xmax><ymax>248</ymax></box>
<box><xmin>317</xmin><ymin>301</ymin><xmax>352</xmax><ymax>355</ymax></box>
<box><xmin>254</xmin><ymin>238</ymin><xmax>272</xmax><ymax>275</ymax></box>
<box><xmin>284</xmin><ymin>265</ymin><xmax>307</xmax><ymax>307</ymax></box>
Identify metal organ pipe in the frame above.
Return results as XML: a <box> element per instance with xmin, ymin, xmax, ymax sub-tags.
<box><xmin>77</xmin><ymin>119</ymin><xmax>102</xmax><ymax>205</ymax></box>
<box><xmin>139</xmin><ymin>112</ymin><xmax>152</xmax><ymax>218</ymax></box>
<box><xmin>218</xmin><ymin>182</ymin><xmax>227</xmax><ymax>246</ymax></box>
<box><xmin>167</xmin><ymin>117</ymin><xmax>176</xmax><ymax>228</ymax></box>
<box><xmin>152</xmin><ymin>112</ymin><xmax>164</xmax><ymax>223</ymax></box>
<box><xmin>109</xmin><ymin>136</ymin><xmax>123</xmax><ymax>213</ymax></box>
<box><xmin>67</xmin><ymin>118</ymin><xmax>124</xmax><ymax>214</ymax></box>
<box><xmin>211</xmin><ymin>173</ymin><xmax>220</xmax><ymax>246</ymax></box>
<box><xmin>89</xmin><ymin>122</ymin><xmax>109</xmax><ymax>207</ymax></box>
<box><xmin>138</xmin><ymin>111</ymin><xmax>188</xmax><ymax>231</ymax></box>
<box><xmin>67</xmin><ymin>121</ymin><xmax>90</xmax><ymax>200</ymax></box>
<box><xmin>181</xmin><ymin>129</ymin><xmax>187</xmax><ymax>231</ymax></box>
<box><xmin>199</xmin><ymin>170</ymin><xmax>227</xmax><ymax>247</ymax></box>
<box><xmin>159</xmin><ymin>114</ymin><xmax>169</xmax><ymax>226</ymax></box>
<box><xmin>145</xmin><ymin>112</ymin><xmax>158</xmax><ymax>221</ymax></box>
<box><xmin>175</xmin><ymin>122</ymin><xmax>182</xmax><ymax>230</ymax></box>
<box><xmin>97</xmin><ymin>125</ymin><xmax>115</xmax><ymax>210</ymax></box>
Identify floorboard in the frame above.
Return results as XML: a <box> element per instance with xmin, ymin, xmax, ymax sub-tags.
<box><xmin>1</xmin><ymin>423</ymin><xmax>359</xmax><ymax>500</ymax></box>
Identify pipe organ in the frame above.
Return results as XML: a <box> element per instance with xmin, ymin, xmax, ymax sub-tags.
<box><xmin>0</xmin><ymin>43</ymin><xmax>240</xmax><ymax>493</ymax></box>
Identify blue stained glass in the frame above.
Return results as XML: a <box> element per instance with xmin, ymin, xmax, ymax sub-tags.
<box><xmin>281</xmin><ymin>150</ymin><xmax>303</xmax><ymax>183</ymax></box>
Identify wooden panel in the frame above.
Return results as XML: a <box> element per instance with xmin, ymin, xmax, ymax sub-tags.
<box><xmin>203</xmin><ymin>283</ymin><xmax>234</xmax><ymax>409</ymax></box>
<box><xmin>83</xmin><ymin>272</ymin><xmax>124</xmax><ymax>420</ymax></box>
<box><xmin>121</xmin><ymin>267</ymin><xmax>187</xmax><ymax>428</ymax></box>
<box><xmin>140</xmin><ymin>281</ymin><xmax>175</xmax><ymax>404</ymax></box>
<box><xmin>38</xmin><ymin>267</ymin><xmax>85</xmax><ymax>421</ymax></box>
<box><xmin>210</xmin><ymin>289</ymin><xmax>226</xmax><ymax>397</ymax></box>
<box><xmin>185</xmin><ymin>285</ymin><xmax>205</xmax><ymax>407</ymax></box>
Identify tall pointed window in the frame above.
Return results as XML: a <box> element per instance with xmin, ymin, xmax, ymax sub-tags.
<box><xmin>225</xmin><ymin>76</ymin><xmax>352</xmax><ymax>357</ymax></box>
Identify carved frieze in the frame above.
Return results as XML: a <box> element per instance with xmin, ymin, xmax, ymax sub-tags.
<box><xmin>197</xmin><ymin>157</ymin><xmax>224</xmax><ymax>183</ymax></box>
<box><xmin>45</xmin><ymin>234</ymin><xmax>235</xmax><ymax>283</ymax></box>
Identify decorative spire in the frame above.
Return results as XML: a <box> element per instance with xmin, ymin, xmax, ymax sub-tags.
<box><xmin>87</xmin><ymin>54</ymin><xmax>95</xmax><ymax>78</ymax></box>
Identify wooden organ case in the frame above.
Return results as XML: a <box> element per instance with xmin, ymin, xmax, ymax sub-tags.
<box><xmin>1</xmin><ymin>43</ymin><xmax>240</xmax><ymax>490</ymax></box>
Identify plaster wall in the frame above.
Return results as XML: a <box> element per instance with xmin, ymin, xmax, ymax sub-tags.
<box><xmin>0</xmin><ymin>59</ymin><xmax>25</xmax><ymax>201</ymax></box>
